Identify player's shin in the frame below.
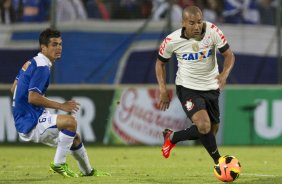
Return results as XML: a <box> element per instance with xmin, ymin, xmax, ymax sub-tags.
<box><xmin>171</xmin><ymin>125</ymin><xmax>199</xmax><ymax>144</ymax></box>
<box><xmin>199</xmin><ymin>131</ymin><xmax>221</xmax><ymax>164</ymax></box>
<box><xmin>71</xmin><ymin>143</ymin><xmax>92</xmax><ymax>175</ymax></box>
<box><xmin>54</xmin><ymin>129</ymin><xmax>76</xmax><ymax>165</ymax></box>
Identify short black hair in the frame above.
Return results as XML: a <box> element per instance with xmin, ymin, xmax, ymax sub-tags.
<box><xmin>39</xmin><ymin>28</ymin><xmax>61</xmax><ymax>46</ymax></box>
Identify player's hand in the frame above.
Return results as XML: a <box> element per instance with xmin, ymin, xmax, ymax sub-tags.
<box><xmin>215</xmin><ymin>73</ymin><xmax>227</xmax><ymax>90</ymax></box>
<box><xmin>158</xmin><ymin>91</ymin><xmax>171</xmax><ymax>111</ymax></box>
<box><xmin>60</xmin><ymin>100</ymin><xmax>80</xmax><ymax>113</ymax></box>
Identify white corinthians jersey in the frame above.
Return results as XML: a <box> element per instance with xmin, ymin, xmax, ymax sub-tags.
<box><xmin>158</xmin><ymin>21</ymin><xmax>230</xmax><ymax>91</ymax></box>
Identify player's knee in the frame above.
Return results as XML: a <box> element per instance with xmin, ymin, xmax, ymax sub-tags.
<box><xmin>193</xmin><ymin>115</ymin><xmax>211</xmax><ymax>134</ymax></box>
<box><xmin>73</xmin><ymin>133</ymin><xmax>81</xmax><ymax>146</ymax></box>
<box><xmin>196</xmin><ymin>120</ymin><xmax>211</xmax><ymax>134</ymax></box>
<box><xmin>198</xmin><ymin>126</ymin><xmax>210</xmax><ymax>134</ymax></box>
<box><xmin>65</xmin><ymin>116</ymin><xmax>77</xmax><ymax>131</ymax></box>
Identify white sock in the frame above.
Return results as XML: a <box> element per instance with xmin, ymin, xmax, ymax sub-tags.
<box><xmin>71</xmin><ymin>143</ymin><xmax>92</xmax><ymax>174</ymax></box>
<box><xmin>54</xmin><ymin>130</ymin><xmax>76</xmax><ymax>165</ymax></box>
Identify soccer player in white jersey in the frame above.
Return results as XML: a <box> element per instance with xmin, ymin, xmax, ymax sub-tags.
<box><xmin>155</xmin><ymin>6</ymin><xmax>235</xmax><ymax>169</ymax></box>
<box><xmin>11</xmin><ymin>28</ymin><xmax>110</xmax><ymax>178</ymax></box>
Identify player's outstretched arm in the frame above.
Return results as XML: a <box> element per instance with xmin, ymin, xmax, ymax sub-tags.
<box><xmin>155</xmin><ymin>59</ymin><xmax>170</xmax><ymax>111</ymax></box>
<box><xmin>28</xmin><ymin>91</ymin><xmax>80</xmax><ymax>113</ymax></box>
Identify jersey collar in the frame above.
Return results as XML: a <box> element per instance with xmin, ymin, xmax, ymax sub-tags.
<box><xmin>38</xmin><ymin>53</ymin><xmax>52</xmax><ymax>67</ymax></box>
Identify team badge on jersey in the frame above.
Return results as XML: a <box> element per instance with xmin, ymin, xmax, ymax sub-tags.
<box><xmin>22</xmin><ymin>61</ymin><xmax>31</xmax><ymax>71</ymax></box>
<box><xmin>192</xmin><ymin>42</ymin><xmax>199</xmax><ymax>52</ymax></box>
<box><xmin>185</xmin><ymin>99</ymin><xmax>194</xmax><ymax>111</ymax></box>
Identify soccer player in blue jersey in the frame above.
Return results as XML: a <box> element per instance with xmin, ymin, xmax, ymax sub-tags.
<box><xmin>155</xmin><ymin>6</ymin><xmax>235</xmax><ymax>170</ymax></box>
<box><xmin>11</xmin><ymin>28</ymin><xmax>110</xmax><ymax>178</ymax></box>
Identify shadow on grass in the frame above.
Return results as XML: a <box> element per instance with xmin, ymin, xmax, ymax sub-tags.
<box><xmin>0</xmin><ymin>175</ymin><xmax>56</xmax><ymax>184</ymax></box>
<box><xmin>0</xmin><ymin>178</ymin><xmax>46</xmax><ymax>184</ymax></box>
<box><xmin>241</xmin><ymin>176</ymin><xmax>282</xmax><ymax>184</ymax></box>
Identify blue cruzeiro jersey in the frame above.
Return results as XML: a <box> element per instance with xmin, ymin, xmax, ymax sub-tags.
<box><xmin>12</xmin><ymin>53</ymin><xmax>52</xmax><ymax>134</ymax></box>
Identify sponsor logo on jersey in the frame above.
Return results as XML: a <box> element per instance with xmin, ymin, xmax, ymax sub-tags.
<box><xmin>211</xmin><ymin>24</ymin><xmax>226</xmax><ymax>43</ymax></box>
<box><xmin>182</xmin><ymin>49</ymin><xmax>212</xmax><ymax>61</ymax></box>
<box><xmin>159</xmin><ymin>37</ymin><xmax>172</xmax><ymax>55</ymax></box>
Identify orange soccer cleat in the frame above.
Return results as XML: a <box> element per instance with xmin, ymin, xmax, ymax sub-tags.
<box><xmin>161</xmin><ymin>129</ymin><xmax>176</xmax><ymax>158</ymax></box>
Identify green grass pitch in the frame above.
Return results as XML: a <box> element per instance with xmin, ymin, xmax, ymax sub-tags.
<box><xmin>0</xmin><ymin>145</ymin><xmax>281</xmax><ymax>184</ymax></box>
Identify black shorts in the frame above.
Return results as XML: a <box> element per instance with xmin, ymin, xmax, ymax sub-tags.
<box><xmin>176</xmin><ymin>85</ymin><xmax>220</xmax><ymax>124</ymax></box>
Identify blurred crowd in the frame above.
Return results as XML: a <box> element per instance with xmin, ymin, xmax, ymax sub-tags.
<box><xmin>0</xmin><ymin>0</ymin><xmax>279</xmax><ymax>25</ymax></box>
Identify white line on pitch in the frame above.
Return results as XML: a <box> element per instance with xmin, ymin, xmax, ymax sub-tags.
<box><xmin>241</xmin><ymin>173</ymin><xmax>276</xmax><ymax>177</ymax></box>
